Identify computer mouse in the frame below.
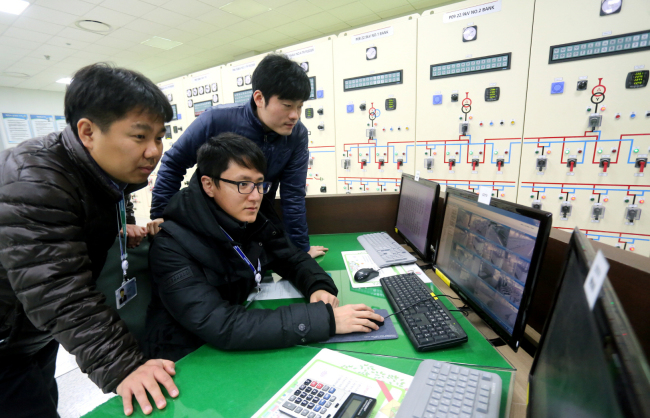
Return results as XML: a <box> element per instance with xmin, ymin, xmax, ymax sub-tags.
<box><xmin>369</xmin><ymin>317</ymin><xmax>385</xmax><ymax>328</ymax></box>
<box><xmin>354</xmin><ymin>268</ymin><xmax>379</xmax><ymax>283</ymax></box>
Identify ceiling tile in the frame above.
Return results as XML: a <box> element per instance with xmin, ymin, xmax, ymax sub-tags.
<box><xmin>127</xmin><ymin>43</ymin><xmax>164</xmax><ymax>56</ymax></box>
<box><xmin>329</xmin><ymin>2</ymin><xmax>376</xmax><ymax>22</ymax></box>
<box><xmin>0</xmin><ymin>23</ymin><xmax>8</xmax><ymax>36</ymax></box>
<box><xmin>15</xmin><ymin>78</ymin><xmax>58</xmax><ymax>90</ymax></box>
<box><xmin>0</xmin><ymin>44</ymin><xmax>31</xmax><ymax>58</ymax></box>
<box><xmin>157</xmin><ymin>28</ymin><xmax>200</xmax><ymax>43</ymax></box>
<box><xmin>46</xmin><ymin>36</ymin><xmax>92</xmax><ymax>50</ymax></box>
<box><xmin>100</xmin><ymin>0</ymin><xmax>158</xmax><ymax>17</ymax></box>
<box><xmin>246</xmin><ymin>10</ymin><xmax>294</xmax><ymax>29</ymax></box>
<box><xmin>253</xmin><ymin>0</ymin><xmax>296</xmax><ymax>8</ymax></box>
<box><xmin>141</xmin><ymin>8</ymin><xmax>192</xmax><ymax>27</ymax></box>
<box><xmin>48</xmin><ymin>60</ymin><xmax>90</xmax><ymax>73</ymax></box>
<box><xmin>21</xmin><ymin>5</ymin><xmax>78</xmax><ymax>26</ymax></box>
<box><xmin>110</xmin><ymin>49</ymin><xmax>149</xmax><ymax>61</ymax></box>
<box><xmin>197</xmin><ymin>0</ymin><xmax>233</xmax><ymax>7</ymax></box>
<box><xmin>219</xmin><ymin>0</ymin><xmax>271</xmax><ymax>19</ymax></box>
<box><xmin>162</xmin><ymin>0</ymin><xmax>215</xmax><ymax>18</ymax></box>
<box><xmin>108</xmin><ymin>27</ymin><xmax>152</xmax><ymax>43</ymax></box>
<box><xmin>249</xmin><ymin>29</ymin><xmax>293</xmax><ymax>44</ymax></box>
<box><xmin>0</xmin><ymin>54</ymin><xmax>25</xmax><ymax>71</ymax></box>
<box><xmin>85</xmin><ymin>43</ymin><xmax>122</xmax><ymax>56</ymax></box>
<box><xmin>344</xmin><ymin>14</ymin><xmax>381</xmax><ymax>28</ymax></box>
<box><xmin>3</xmin><ymin>27</ymin><xmax>53</xmax><ymax>43</ymax></box>
<box><xmin>123</xmin><ymin>19</ymin><xmax>169</xmax><ymax>35</ymax></box>
<box><xmin>409</xmin><ymin>0</ymin><xmax>448</xmax><ymax>9</ymax></box>
<box><xmin>0</xmin><ymin>13</ymin><xmax>18</xmax><ymax>26</ymax></box>
<box><xmin>320</xmin><ymin>22</ymin><xmax>350</xmax><ymax>34</ymax></box>
<box><xmin>306</xmin><ymin>0</ymin><xmax>350</xmax><ymax>11</ymax></box>
<box><xmin>56</xmin><ymin>27</ymin><xmax>105</xmax><ymax>43</ymax></box>
<box><xmin>361</xmin><ymin>0</ymin><xmax>412</xmax><ymax>13</ymax></box>
<box><xmin>292</xmin><ymin>29</ymin><xmax>322</xmax><ymax>42</ymax></box>
<box><xmin>5</xmin><ymin>62</ymin><xmax>51</xmax><ymax>76</ymax></box>
<box><xmin>140</xmin><ymin>0</ymin><xmax>172</xmax><ymax>5</ymax></box>
<box><xmin>376</xmin><ymin>5</ymin><xmax>416</xmax><ymax>19</ymax></box>
<box><xmin>158</xmin><ymin>43</ymin><xmax>206</xmax><ymax>59</ymax></box>
<box><xmin>0</xmin><ymin>76</ymin><xmax>24</xmax><ymax>88</ymax></box>
<box><xmin>175</xmin><ymin>20</ymin><xmax>219</xmax><ymax>36</ymax></box>
<box><xmin>82</xmin><ymin>0</ymin><xmax>103</xmax><ymax>4</ymax></box>
<box><xmin>12</xmin><ymin>17</ymin><xmax>65</xmax><ymax>36</ymax></box>
<box><xmin>226</xmin><ymin>20</ymin><xmax>269</xmax><ymax>37</ymax></box>
<box><xmin>70</xmin><ymin>50</ymin><xmax>113</xmax><ymax>62</ymax></box>
<box><xmin>33</xmin><ymin>0</ymin><xmax>96</xmax><ymax>16</ymax></box>
<box><xmin>274</xmin><ymin>22</ymin><xmax>314</xmax><ymax>38</ymax></box>
<box><xmin>297</xmin><ymin>12</ymin><xmax>344</xmax><ymax>31</ymax></box>
<box><xmin>230</xmin><ymin>36</ymin><xmax>274</xmax><ymax>51</ymax></box>
<box><xmin>186</xmin><ymin>31</ymin><xmax>236</xmax><ymax>49</ymax></box>
<box><xmin>11</xmin><ymin>56</ymin><xmax>52</xmax><ymax>67</ymax></box>
<box><xmin>81</xmin><ymin>6</ymin><xmax>138</xmax><ymax>28</ymax></box>
<box><xmin>0</xmin><ymin>35</ymin><xmax>43</xmax><ymax>50</ymax></box>
<box><xmin>195</xmin><ymin>9</ymin><xmax>244</xmax><ymax>27</ymax></box>
<box><xmin>274</xmin><ymin>1</ymin><xmax>322</xmax><ymax>20</ymax></box>
<box><xmin>40</xmin><ymin>83</ymin><xmax>68</xmax><ymax>92</ymax></box>
<box><xmin>28</xmin><ymin>44</ymin><xmax>77</xmax><ymax>62</ymax></box>
<box><xmin>94</xmin><ymin>35</ymin><xmax>138</xmax><ymax>49</ymax></box>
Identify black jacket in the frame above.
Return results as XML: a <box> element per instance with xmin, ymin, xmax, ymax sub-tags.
<box><xmin>151</xmin><ymin>98</ymin><xmax>311</xmax><ymax>251</ymax></box>
<box><xmin>143</xmin><ymin>173</ymin><xmax>337</xmax><ymax>361</ymax></box>
<box><xmin>0</xmin><ymin>126</ymin><xmax>147</xmax><ymax>393</ymax></box>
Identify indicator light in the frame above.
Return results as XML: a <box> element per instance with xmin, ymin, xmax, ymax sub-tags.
<box><xmin>578</xmin><ymin>149</ymin><xmax>583</xmax><ymax>153</ymax></box>
<box><xmin>559</xmin><ymin>196</ymin><xmax>564</xmax><ymax>200</ymax></box>
<box><xmin>640</xmin><ymin>200</ymin><xmax>645</xmax><ymax>204</ymax></box>
<box><xmin>565</xmin><ymin>149</ymin><xmax>570</xmax><ymax>154</ymax></box>
<box><xmin>603</xmin><ymin>197</ymin><xmax>609</xmax><ymax>202</ymax></box>
<box><xmin>530</xmin><ymin>194</ymin><xmax>535</xmax><ymax>198</ymax></box>
<box><xmin>541</xmin><ymin>195</ymin><xmax>546</xmax><ymax>199</ymax></box>
<box><xmin>446</xmin><ymin>151</ymin><xmax>450</xmax><ymax>155</ymax></box>
<box><xmin>500</xmin><ymin>193</ymin><xmax>505</xmax><ymax>197</ymax></box>
<box><xmin>597</xmin><ymin>149</ymin><xmax>603</xmax><ymax>154</ymax></box>
<box><xmin>433</xmin><ymin>152</ymin><xmax>437</xmax><ymax>155</ymax></box>
<box><xmin>630</xmin><ymin>247</ymin><xmax>635</xmax><ymax>252</ymax></box>
<box><xmin>624</xmin><ymin>198</ymin><xmax>630</xmax><ymax>203</ymax></box>
<box><xmin>571</xmin><ymin>196</ymin><xmax>576</xmax><ymax>201</ymax></box>
<box><xmin>590</xmin><ymin>197</ymin><xmax>595</xmax><ymax>201</ymax></box>
<box><xmin>469</xmin><ymin>151</ymin><xmax>474</xmax><ymax>155</ymax></box>
<box><xmin>535</xmin><ymin>150</ymin><xmax>539</xmax><ymax>154</ymax></box>
<box><xmin>601</xmin><ymin>106</ymin><xmax>606</xmax><ymax>111</ymax></box>
<box><xmin>494</xmin><ymin>151</ymin><xmax>498</xmax><ymax>155</ymax></box>
<box><xmin>546</xmin><ymin>150</ymin><xmax>551</xmax><ymax>154</ymax></box>
<box><xmin>633</xmin><ymin>148</ymin><xmax>639</xmax><ymax>153</ymax></box>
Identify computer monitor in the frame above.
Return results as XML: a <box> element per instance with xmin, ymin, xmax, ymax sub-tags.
<box><xmin>394</xmin><ymin>174</ymin><xmax>440</xmax><ymax>262</ymax></box>
<box><xmin>527</xmin><ymin>228</ymin><xmax>650</xmax><ymax>418</ymax></box>
<box><xmin>434</xmin><ymin>187</ymin><xmax>552</xmax><ymax>351</ymax></box>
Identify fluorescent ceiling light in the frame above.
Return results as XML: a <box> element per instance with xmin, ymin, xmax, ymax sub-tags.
<box><xmin>56</xmin><ymin>77</ymin><xmax>72</xmax><ymax>84</ymax></box>
<box><xmin>0</xmin><ymin>0</ymin><xmax>30</xmax><ymax>15</ymax></box>
<box><xmin>141</xmin><ymin>36</ymin><xmax>182</xmax><ymax>50</ymax></box>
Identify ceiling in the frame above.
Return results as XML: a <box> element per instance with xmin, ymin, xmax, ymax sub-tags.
<box><xmin>0</xmin><ymin>0</ymin><xmax>459</xmax><ymax>92</ymax></box>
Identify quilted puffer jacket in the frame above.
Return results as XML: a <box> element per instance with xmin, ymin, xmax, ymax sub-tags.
<box><xmin>0</xmin><ymin>126</ymin><xmax>147</xmax><ymax>393</ymax></box>
<box><xmin>150</xmin><ymin>97</ymin><xmax>310</xmax><ymax>251</ymax></box>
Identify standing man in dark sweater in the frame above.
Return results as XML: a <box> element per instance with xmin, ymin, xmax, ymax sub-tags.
<box><xmin>143</xmin><ymin>133</ymin><xmax>383</xmax><ymax>361</ymax></box>
<box><xmin>148</xmin><ymin>54</ymin><xmax>328</xmax><ymax>258</ymax></box>
<box><xmin>0</xmin><ymin>64</ymin><xmax>178</xmax><ymax>417</ymax></box>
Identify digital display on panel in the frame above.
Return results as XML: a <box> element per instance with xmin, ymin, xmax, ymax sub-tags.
<box><xmin>549</xmin><ymin>30</ymin><xmax>650</xmax><ymax>64</ymax></box>
<box><xmin>171</xmin><ymin>104</ymin><xmax>177</xmax><ymax>121</ymax></box>
<box><xmin>430</xmin><ymin>53</ymin><xmax>511</xmax><ymax>80</ymax></box>
<box><xmin>193</xmin><ymin>100</ymin><xmax>212</xmax><ymax>118</ymax></box>
<box><xmin>308</xmin><ymin>76</ymin><xmax>316</xmax><ymax>100</ymax></box>
<box><xmin>343</xmin><ymin>70</ymin><xmax>403</xmax><ymax>91</ymax></box>
<box><xmin>233</xmin><ymin>89</ymin><xmax>253</xmax><ymax>104</ymax></box>
<box><xmin>626</xmin><ymin>70</ymin><xmax>648</xmax><ymax>88</ymax></box>
<box><xmin>436</xmin><ymin>194</ymin><xmax>541</xmax><ymax>335</ymax></box>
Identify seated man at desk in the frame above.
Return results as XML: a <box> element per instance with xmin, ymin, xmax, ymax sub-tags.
<box><xmin>143</xmin><ymin>133</ymin><xmax>384</xmax><ymax>361</ymax></box>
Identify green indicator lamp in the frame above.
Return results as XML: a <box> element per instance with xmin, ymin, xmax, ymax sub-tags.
<box><xmin>597</xmin><ymin>149</ymin><xmax>603</xmax><ymax>154</ymax></box>
<box><xmin>634</xmin><ymin>148</ymin><xmax>640</xmax><ymax>153</ymax></box>
<box><xmin>446</xmin><ymin>151</ymin><xmax>450</xmax><ymax>155</ymax></box>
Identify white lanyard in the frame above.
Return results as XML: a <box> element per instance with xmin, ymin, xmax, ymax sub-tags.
<box><xmin>116</xmin><ymin>192</ymin><xmax>128</xmax><ymax>282</ymax></box>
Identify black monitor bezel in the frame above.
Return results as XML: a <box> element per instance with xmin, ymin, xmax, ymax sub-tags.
<box><xmin>394</xmin><ymin>174</ymin><xmax>440</xmax><ymax>263</ymax></box>
<box><xmin>433</xmin><ymin>187</ymin><xmax>552</xmax><ymax>351</ymax></box>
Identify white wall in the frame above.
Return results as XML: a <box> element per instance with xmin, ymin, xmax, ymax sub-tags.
<box><xmin>0</xmin><ymin>86</ymin><xmax>65</xmax><ymax>152</ymax></box>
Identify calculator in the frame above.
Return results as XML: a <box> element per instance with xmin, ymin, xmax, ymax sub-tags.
<box><xmin>276</xmin><ymin>377</ymin><xmax>376</xmax><ymax>418</ymax></box>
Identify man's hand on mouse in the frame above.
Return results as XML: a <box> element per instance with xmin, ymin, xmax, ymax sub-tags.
<box><xmin>333</xmin><ymin>304</ymin><xmax>385</xmax><ymax>333</ymax></box>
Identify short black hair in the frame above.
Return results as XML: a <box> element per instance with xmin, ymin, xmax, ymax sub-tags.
<box><xmin>197</xmin><ymin>132</ymin><xmax>267</xmax><ymax>186</ymax></box>
<box><xmin>252</xmin><ymin>54</ymin><xmax>311</xmax><ymax>105</ymax></box>
<box><xmin>65</xmin><ymin>63</ymin><xmax>173</xmax><ymax>136</ymax></box>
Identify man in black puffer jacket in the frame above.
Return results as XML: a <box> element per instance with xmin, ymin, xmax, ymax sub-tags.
<box><xmin>0</xmin><ymin>63</ymin><xmax>179</xmax><ymax>417</ymax></box>
<box><xmin>143</xmin><ymin>133</ymin><xmax>383</xmax><ymax>361</ymax></box>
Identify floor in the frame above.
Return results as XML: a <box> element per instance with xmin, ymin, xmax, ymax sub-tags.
<box><xmin>55</xmin><ymin>347</ymin><xmax>115</xmax><ymax>418</ymax></box>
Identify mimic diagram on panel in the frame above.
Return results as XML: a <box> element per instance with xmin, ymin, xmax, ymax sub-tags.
<box><xmin>415</xmin><ymin>0</ymin><xmax>536</xmax><ymax>201</ymax></box>
<box><xmin>519</xmin><ymin>0</ymin><xmax>650</xmax><ymax>256</ymax></box>
<box><xmin>334</xmin><ymin>16</ymin><xmax>419</xmax><ymax>194</ymax></box>
<box><xmin>280</xmin><ymin>37</ymin><xmax>338</xmax><ymax>195</ymax></box>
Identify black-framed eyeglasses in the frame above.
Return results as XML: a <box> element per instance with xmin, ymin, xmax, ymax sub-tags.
<box><xmin>215</xmin><ymin>177</ymin><xmax>272</xmax><ymax>194</ymax></box>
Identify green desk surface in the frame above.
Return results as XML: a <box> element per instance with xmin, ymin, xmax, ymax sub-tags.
<box><xmin>83</xmin><ymin>233</ymin><xmax>515</xmax><ymax>417</ymax></box>
<box><xmin>84</xmin><ymin>345</ymin><xmax>514</xmax><ymax>418</ymax></box>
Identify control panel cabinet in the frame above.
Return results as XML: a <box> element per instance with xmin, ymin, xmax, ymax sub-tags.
<box><xmin>221</xmin><ymin>53</ymin><xmax>269</xmax><ymax>105</ymax></box>
<box><xmin>279</xmin><ymin>36</ymin><xmax>337</xmax><ymax>196</ymax></box>
<box><xmin>334</xmin><ymin>15</ymin><xmax>419</xmax><ymax>194</ymax></box>
<box><xmin>519</xmin><ymin>0</ymin><xmax>650</xmax><ymax>256</ymax></box>
<box><xmin>415</xmin><ymin>0</ymin><xmax>536</xmax><ymax>200</ymax></box>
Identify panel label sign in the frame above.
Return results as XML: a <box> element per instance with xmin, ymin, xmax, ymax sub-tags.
<box><xmin>286</xmin><ymin>46</ymin><xmax>315</xmax><ymax>59</ymax></box>
<box><xmin>351</xmin><ymin>26</ymin><xmax>393</xmax><ymax>44</ymax></box>
<box><xmin>443</xmin><ymin>0</ymin><xmax>501</xmax><ymax>23</ymax></box>
<box><xmin>231</xmin><ymin>61</ymin><xmax>256</xmax><ymax>72</ymax></box>
<box><xmin>159</xmin><ymin>83</ymin><xmax>174</xmax><ymax>91</ymax></box>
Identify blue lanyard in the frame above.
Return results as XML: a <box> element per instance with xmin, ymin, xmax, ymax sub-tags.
<box><xmin>219</xmin><ymin>226</ymin><xmax>261</xmax><ymax>286</ymax></box>
<box><xmin>116</xmin><ymin>193</ymin><xmax>128</xmax><ymax>281</ymax></box>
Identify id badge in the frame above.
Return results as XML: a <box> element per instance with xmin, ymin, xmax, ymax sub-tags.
<box><xmin>115</xmin><ymin>277</ymin><xmax>137</xmax><ymax>309</ymax></box>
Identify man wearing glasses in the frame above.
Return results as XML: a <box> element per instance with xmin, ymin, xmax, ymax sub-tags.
<box><xmin>142</xmin><ymin>133</ymin><xmax>383</xmax><ymax>360</ymax></box>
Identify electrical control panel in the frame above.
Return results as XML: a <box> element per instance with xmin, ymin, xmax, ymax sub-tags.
<box><xmin>334</xmin><ymin>15</ymin><xmax>419</xmax><ymax>194</ymax></box>
<box><xmin>181</xmin><ymin>66</ymin><xmax>223</xmax><ymax>189</ymax></box>
<box><xmin>221</xmin><ymin>52</ymin><xmax>269</xmax><ymax>105</ymax></box>
<box><xmin>518</xmin><ymin>0</ymin><xmax>650</xmax><ymax>256</ymax></box>
<box><xmin>279</xmin><ymin>36</ymin><xmax>337</xmax><ymax>196</ymax></box>
<box><xmin>415</xmin><ymin>0</ymin><xmax>535</xmax><ymax>200</ymax></box>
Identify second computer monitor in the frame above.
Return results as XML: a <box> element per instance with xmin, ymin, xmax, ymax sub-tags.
<box><xmin>434</xmin><ymin>187</ymin><xmax>552</xmax><ymax>351</ymax></box>
<box><xmin>394</xmin><ymin>174</ymin><xmax>440</xmax><ymax>262</ymax></box>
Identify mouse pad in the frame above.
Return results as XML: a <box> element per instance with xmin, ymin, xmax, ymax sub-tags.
<box><xmin>320</xmin><ymin>309</ymin><xmax>398</xmax><ymax>344</ymax></box>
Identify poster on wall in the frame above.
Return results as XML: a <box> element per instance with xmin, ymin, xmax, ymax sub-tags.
<box><xmin>55</xmin><ymin>116</ymin><xmax>66</xmax><ymax>132</ymax></box>
<box><xmin>2</xmin><ymin>113</ymin><xmax>31</xmax><ymax>144</ymax></box>
<box><xmin>30</xmin><ymin>115</ymin><xmax>55</xmax><ymax>137</ymax></box>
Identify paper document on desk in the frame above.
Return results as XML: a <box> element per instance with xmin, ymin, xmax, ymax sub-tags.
<box><xmin>247</xmin><ymin>280</ymin><xmax>304</xmax><ymax>301</ymax></box>
<box><xmin>252</xmin><ymin>348</ymin><xmax>413</xmax><ymax>418</ymax></box>
<box><xmin>342</xmin><ymin>250</ymin><xmax>429</xmax><ymax>288</ymax></box>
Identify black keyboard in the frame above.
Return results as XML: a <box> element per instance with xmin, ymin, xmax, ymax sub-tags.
<box><xmin>380</xmin><ymin>273</ymin><xmax>468</xmax><ymax>352</ymax></box>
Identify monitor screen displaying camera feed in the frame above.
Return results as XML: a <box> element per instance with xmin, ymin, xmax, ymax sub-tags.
<box><xmin>436</xmin><ymin>193</ymin><xmax>542</xmax><ymax>339</ymax></box>
<box><xmin>395</xmin><ymin>174</ymin><xmax>439</xmax><ymax>261</ymax></box>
